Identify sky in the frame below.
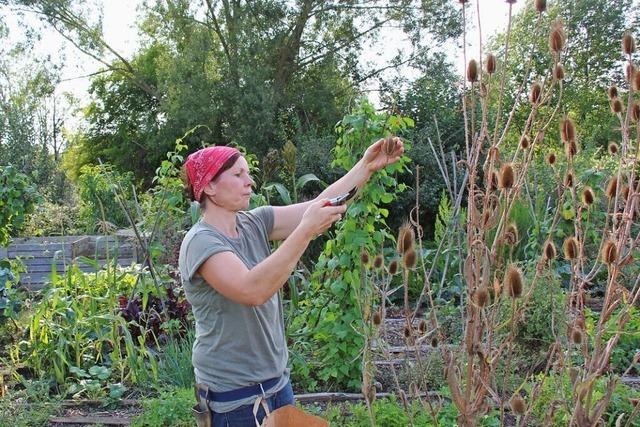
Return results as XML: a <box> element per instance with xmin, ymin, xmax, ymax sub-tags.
<box><xmin>3</xmin><ymin>1</ymin><xmax>526</xmax><ymax>107</ymax></box>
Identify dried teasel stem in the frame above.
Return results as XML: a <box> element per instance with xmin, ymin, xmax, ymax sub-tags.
<box><xmin>486</xmin><ymin>53</ymin><xmax>497</xmax><ymax>75</ymax></box>
<box><xmin>381</xmin><ymin>136</ymin><xmax>397</xmax><ymax>156</ymax></box>
<box><xmin>499</xmin><ymin>163</ymin><xmax>515</xmax><ymax>189</ymax></box>
<box><xmin>563</xmin><ymin>236</ymin><xmax>579</xmax><ymax>260</ymax></box>
<box><xmin>627</xmin><ymin>64</ymin><xmax>636</xmax><ymax>82</ymax></box>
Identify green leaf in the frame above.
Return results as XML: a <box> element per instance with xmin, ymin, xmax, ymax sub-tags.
<box><xmin>295</xmin><ymin>173</ymin><xmax>325</xmax><ymax>190</ymax></box>
<box><xmin>263</xmin><ymin>183</ymin><xmax>292</xmax><ymax>205</ymax></box>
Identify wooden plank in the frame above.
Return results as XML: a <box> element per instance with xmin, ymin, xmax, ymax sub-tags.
<box><xmin>295</xmin><ymin>391</ymin><xmax>439</xmax><ymax>403</ymax></box>
<box><xmin>0</xmin><ymin>247</ymin><xmax>6</xmax><ymax>258</ymax></box>
<box><xmin>49</xmin><ymin>416</ymin><xmax>130</xmax><ymax>425</ymax></box>
<box><xmin>71</xmin><ymin>236</ymin><xmax>91</xmax><ymax>258</ymax></box>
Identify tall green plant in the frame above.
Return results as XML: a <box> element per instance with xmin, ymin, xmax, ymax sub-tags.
<box><xmin>0</xmin><ymin>165</ymin><xmax>39</xmax><ymax>246</ymax></box>
<box><xmin>290</xmin><ymin>99</ymin><xmax>411</xmax><ymax>390</ymax></box>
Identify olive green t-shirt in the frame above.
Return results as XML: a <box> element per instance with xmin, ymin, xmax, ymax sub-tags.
<box><xmin>178</xmin><ymin>206</ymin><xmax>290</xmax><ymax>413</ymax></box>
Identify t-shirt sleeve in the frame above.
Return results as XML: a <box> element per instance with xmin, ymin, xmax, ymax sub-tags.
<box><xmin>248</xmin><ymin>206</ymin><xmax>275</xmax><ymax>236</ymax></box>
<box><xmin>184</xmin><ymin>230</ymin><xmax>233</xmax><ymax>281</ymax></box>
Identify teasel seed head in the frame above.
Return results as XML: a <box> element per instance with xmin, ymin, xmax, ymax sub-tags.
<box><xmin>388</xmin><ymin>260</ymin><xmax>399</xmax><ymax>275</ymax></box>
<box><xmin>467</xmin><ymin>59</ymin><xmax>479</xmax><ymax>83</ymax></box>
<box><xmin>563</xmin><ymin>236</ymin><xmax>579</xmax><ymax>260</ymax></box>
<box><xmin>560</xmin><ymin>117</ymin><xmax>575</xmax><ymax>143</ymax></box>
<box><xmin>397</xmin><ymin>222</ymin><xmax>415</xmax><ymax>254</ymax></box>
<box><xmin>530</xmin><ymin>82</ymin><xmax>542</xmax><ymax>105</ymax></box>
<box><xmin>608</xmin><ymin>86</ymin><xmax>618</xmax><ymax>100</ymax></box>
<box><xmin>632</xmin><ymin>103</ymin><xmax>640</xmax><ymax>122</ymax></box>
<box><xmin>535</xmin><ymin>0</ymin><xmax>547</xmax><ymax>13</ymax></box>
<box><xmin>486</xmin><ymin>53</ymin><xmax>497</xmax><ymax>74</ymax></box>
<box><xmin>475</xmin><ymin>287</ymin><xmax>490</xmax><ymax>308</ymax></box>
<box><xmin>611</xmin><ymin>98</ymin><xmax>623</xmax><ymax>114</ymax></box>
<box><xmin>608</xmin><ymin>142</ymin><xmax>619</xmax><ymax>155</ymax></box>
<box><xmin>403</xmin><ymin>325</ymin><xmax>412</xmax><ymax>338</ymax></box>
<box><xmin>382</xmin><ymin>136</ymin><xmax>397</xmax><ymax>156</ymax></box>
<box><xmin>489</xmin><ymin>170</ymin><xmax>499</xmax><ymax>191</ymax></box>
<box><xmin>373</xmin><ymin>254</ymin><xmax>384</xmax><ymax>270</ymax></box>
<box><xmin>547</xmin><ymin>152</ymin><xmax>557</xmax><ymax>165</ymax></box>
<box><xmin>489</xmin><ymin>145</ymin><xmax>500</xmax><ymax>161</ymax></box>
<box><xmin>510</xmin><ymin>395</ymin><xmax>526</xmax><ymax>415</ymax></box>
<box><xmin>504</xmin><ymin>264</ymin><xmax>524</xmax><ymax>299</ymax></box>
<box><xmin>622</xmin><ymin>185</ymin><xmax>630</xmax><ymax>201</ymax></box>
<box><xmin>601</xmin><ymin>240</ymin><xmax>618</xmax><ymax>265</ymax></box>
<box><xmin>606</xmin><ymin>176</ymin><xmax>619</xmax><ymax>199</ymax></box>
<box><xmin>543</xmin><ymin>240</ymin><xmax>557</xmax><ymax>260</ymax></box>
<box><xmin>565</xmin><ymin>140</ymin><xmax>578</xmax><ymax>158</ymax></box>
<box><xmin>503</xmin><ymin>222</ymin><xmax>519</xmax><ymax>246</ymax></box>
<box><xmin>499</xmin><ymin>163</ymin><xmax>515</xmax><ymax>189</ymax></box>
<box><xmin>520</xmin><ymin>135</ymin><xmax>530</xmax><ymax>150</ymax></box>
<box><xmin>565</xmin><ymin>171</ymin><xmax>574</xmax><ymax>188</ymax></box>
<box><xmin>418</xmin><ymin>319</ymin><xmax>427</xmax><ymax>334</ymax></box>
<box><xmin>403</xmin><ymin>248</ymin><xmax>417</xmax><ymax>269</ymax></box>
<box><xmin>372</xmin><ymin>310</ymin><xmax>382</xmax><ymax>326</ymax></box>
<box><xmin>581</xmin><ymin>186</ymin><xmax>595</xmax><ymax>205</ymax></box>
<box><xmin>549</xmin><ymin>21</ymin><xmax>566</xmax><ymax>54</ymax></box>
<box><xmin>623</xmin><ymin>32</ymin><xmax>636</xmax><ymax>55</ymax></box>
<box><xmin>627</xmin><ymin>64</ymin><xmax>636</xmax><ymax>82</ymax></box>
<box><xmin>361</xmin><ymin>249</ymin><xmax>370</xmax><ymax>267</ymax></box>
<box><xmin>554</xmin><ymin>64</ymin><xmax>565</xmax><ymax>80</ymax></box>
<box><xmin>571</xmin><ymin>328</ymin><xmax>583</xmax><ymax>345</ymax></box>
<box><xmin>431</xmin><ymin>336</ymin><xmax>439</xmax><ymax>348</ymax></box>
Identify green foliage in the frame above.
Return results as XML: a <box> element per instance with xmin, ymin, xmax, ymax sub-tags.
<box><xmin>21</xmin><ymin>200</ymin><xmax>82</xmax><ymax>237</ymax></box>
<box><xmin>290</xmin><ymin>99</ymin><xmax>411</xmax><ymax>391</ymax></box>
<box><xmin>0</xmin><ymin>258</ymin><xmax>22</xmax><ymax>326</ymax></box>
<box><xmin>0</xmin><ymin>165</ymin><xmax>39</xmax><ymax>246</ymax></box>
<box><xmin>131</xmin><ymin>387</ymin><xmax>194</xmax><ymax>427</ymax></box>
<box><xmin>76</xmin><ymin>163</ymin><xmax>135</xmax><ymax>232</ymax></box>
<box><xmin>0</xmin><ymin>378</ymin><xmax>62</xmax><ymax>427</ymax></box>
<box><xmin>586</xmin><ymin>307</ymin><xmax>640</xmax><ymax>374</ymax></box>
<box><xmin>157</xmin><ymin>331</ymin><xmax>196</xmax><ymax>389</ymax></box>
<box><xmin>530</xmin><ymin>371</ymin><xmax>640</xmax><ymax>426</ymax></box>
<box><xmin>12</xmin><ymin>263</ymin><xmax>160</xmax><ymax>386</ymax></box>
<box><xmin>321</xmin><ymin>396</ymin><xmax>501</xmax><ymax>426</ymax></box>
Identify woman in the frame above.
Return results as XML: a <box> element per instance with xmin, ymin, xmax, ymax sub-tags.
<box><xmin>179</xmin><ymin>137</ymin><xmax>404</xmax><ymax>426</ymax></box>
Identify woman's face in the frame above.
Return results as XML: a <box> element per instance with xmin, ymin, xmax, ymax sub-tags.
<box><xmin>205</xmin><ymin>156</ymin><xmax>254</xmax><ymax>210</ymax></box>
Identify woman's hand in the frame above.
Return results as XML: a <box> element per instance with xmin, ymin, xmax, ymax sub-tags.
<box><xmin>362</xmin><ymin>136</ymin><xmax>405</xmax><ymax>173</ymax></box>
<box><xmin>298</xmin><ymin>199</ymin><xmax>347</xmax><ymax>239</ymax></box>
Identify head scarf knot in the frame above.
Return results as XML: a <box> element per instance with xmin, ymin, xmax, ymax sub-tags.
<box><xmin>184</xmin><ymin>146</ymin><xmax>240</xmax><ymax>202</ymax></box>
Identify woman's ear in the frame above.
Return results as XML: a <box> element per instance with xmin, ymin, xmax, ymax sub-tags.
<box><xmin>202</xmin><ymin>180</ymin><xmax>217</xmax><ymax>198</ymax></box>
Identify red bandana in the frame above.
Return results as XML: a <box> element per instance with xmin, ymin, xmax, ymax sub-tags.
<box><xmin>184</xmin><ymin>146</ymin><xmax>240</xmax><ymax>202</ymax></box>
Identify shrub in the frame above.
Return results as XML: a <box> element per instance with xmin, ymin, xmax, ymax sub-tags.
<box><xmin>0</xmin><ymin>165</ymin><xmax>39</xmax><ymax>246</ymax></box>
<box><xmin>131</xmin><ymin>387</ymin><xmax>193</xmax><ymax>427</ymax></box>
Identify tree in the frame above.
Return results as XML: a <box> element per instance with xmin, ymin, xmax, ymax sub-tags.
<box><xmin>5</xmin><ymin>0</ymin><xmax>463</xmax><ymax>183</ymax></box>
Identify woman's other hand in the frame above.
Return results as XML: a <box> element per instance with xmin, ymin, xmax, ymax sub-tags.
<box><xmin>362</xmin><ymin>136</ymin><xmax>405</xmax><ymax>173</ymax></box>
<box><xmin>299</xmin><ymin>199</ymin><xmax>347</xmax><ymax>239</ymax></box>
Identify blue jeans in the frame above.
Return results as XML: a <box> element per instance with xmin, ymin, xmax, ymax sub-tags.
<box><xmin>212</xmin><ymin>382</ymin><xmax>295</xmax><ymax>427</ymax></box>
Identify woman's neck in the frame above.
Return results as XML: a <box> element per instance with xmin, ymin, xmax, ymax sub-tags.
<box><xmin>201</xmin><ymin>204</ymin><xmax>238</xmax><ymax>237</ymax></box>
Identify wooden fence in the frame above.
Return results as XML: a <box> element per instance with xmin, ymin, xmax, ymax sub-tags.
<box><xmin>0</xmin><ymin>234</ymin><xmax>139</xmax><ymax>290</ymax></box>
